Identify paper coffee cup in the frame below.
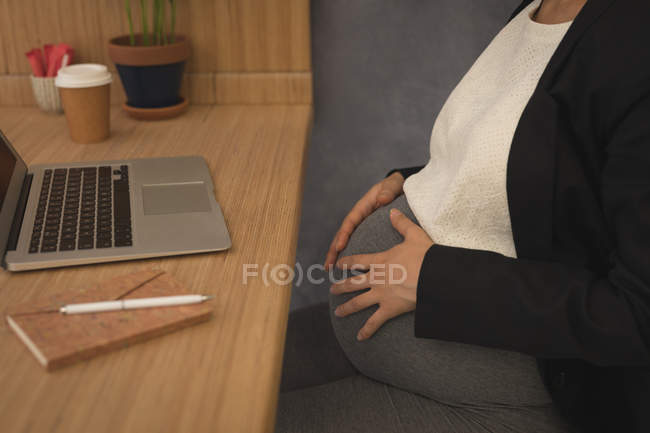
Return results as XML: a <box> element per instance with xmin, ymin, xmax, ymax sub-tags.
<box><xmin>56</xmin><ymin>64</ymin><xmax>112</xmax><ymax>144</ymax></box>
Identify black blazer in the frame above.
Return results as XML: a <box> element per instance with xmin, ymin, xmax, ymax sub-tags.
<box><xmin>395</xmin><ymin>0</ymin><xmax>650</xmax><ymax>431</ymax></box>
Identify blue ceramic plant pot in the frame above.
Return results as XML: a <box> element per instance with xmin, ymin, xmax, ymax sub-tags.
<box><xmin>108</xmin><ymin>34</ymin><xmax>190</xmax><ymax>114</ymax></box>
<box><xmin>115</xmin><ymin>62</ymin><xmax>184</xmax><ymax>108</ymax></box>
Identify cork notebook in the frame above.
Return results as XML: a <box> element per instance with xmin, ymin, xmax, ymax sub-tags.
<box><xmin>6</xmin><ymin>270</ymin><xmax>213</xmax><ymax>371</ymax></box>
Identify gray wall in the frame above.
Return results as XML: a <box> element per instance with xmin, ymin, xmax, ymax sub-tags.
<box><xmin>292</xmin><ymin>0</ymin><xmax>522</xmax><ymax>309</ymax></box>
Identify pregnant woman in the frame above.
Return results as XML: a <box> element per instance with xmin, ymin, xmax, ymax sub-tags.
<box><xmin>278</xmin><ymin>0</ymin><xmax>650</xmax><ymax>432</ymax></box>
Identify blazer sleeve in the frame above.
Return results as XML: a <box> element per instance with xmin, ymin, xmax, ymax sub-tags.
<box><xmin>509</xmin><ymin>1</ymin><xmax>531</xmax><ymax>21</ymax></box>
<box><xmin>386</xmin><ymin>166</ymin><xmax>424</xmax><ymax>180</ymax></box>
<box><xmin>414</xmin><ymin>93</ymin><xmax>650</xmax><ymax>366</ymax></box>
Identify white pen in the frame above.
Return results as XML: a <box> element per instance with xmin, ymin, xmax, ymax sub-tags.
<box><xmin>59</xmin><ymin>295</ymin><xmax>214</xmax><ymax>315</ymax></box>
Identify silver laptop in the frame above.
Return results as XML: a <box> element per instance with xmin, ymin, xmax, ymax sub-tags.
<box><xmin>0</xmin><ymin>130</ymin><xmax>231</xmax><ymax>272</ymax></box>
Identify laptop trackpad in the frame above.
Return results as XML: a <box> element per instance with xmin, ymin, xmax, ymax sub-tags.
<box><xmin>142</xmin><ymin>183</ymin><xmax>212</xmax><ymax>215</ymax></box>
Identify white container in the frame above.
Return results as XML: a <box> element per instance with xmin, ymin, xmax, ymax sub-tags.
<box><xmin>30</xmin><ymin>75</ymin><xmax>63</xmax><ymax>113</ymax></box>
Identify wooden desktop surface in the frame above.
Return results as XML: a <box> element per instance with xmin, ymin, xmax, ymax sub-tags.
<box><xmin>0</xmin><ymin>105</ymin><xmax>312</xmax><ymax>433</ymax></box>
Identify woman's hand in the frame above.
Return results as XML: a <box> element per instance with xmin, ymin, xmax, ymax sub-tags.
<box><xmin>324</xmin><ymin>172</ymin><xmax>405</xmax><ymax>269</ymax></box>
<box><xmin>330</xmin><ymin>208</ymin><xmax>434</xmax><ymax>340</ymax></box>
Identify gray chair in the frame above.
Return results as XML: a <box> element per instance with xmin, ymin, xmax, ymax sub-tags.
<box><xmin>292</xmin><ymin>0</ymin><xmax>521</xmax><ymax>309</ymax></box>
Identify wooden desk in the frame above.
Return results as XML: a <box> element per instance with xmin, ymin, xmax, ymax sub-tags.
<box><xmin>0</xmin><ymin>105</ymin><xmax>312</xmax><ymax>433</ymax></box>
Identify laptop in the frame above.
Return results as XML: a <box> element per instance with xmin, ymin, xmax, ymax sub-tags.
<box><xmin>0</xmin><ymin>130</ymin><xmax>231</xmax><ymax>272</ymax></box>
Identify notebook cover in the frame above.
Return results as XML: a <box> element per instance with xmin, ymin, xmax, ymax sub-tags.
<box><xmin>6</xmin><ymin>270</ymin><xmax>213</xmax><ymax>371</ymax></box>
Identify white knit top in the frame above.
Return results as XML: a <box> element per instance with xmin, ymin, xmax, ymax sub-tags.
<box><xmin>403</xmin><ymin>0</ymin><xmax>571</xmax><ymax>258</ymax></box>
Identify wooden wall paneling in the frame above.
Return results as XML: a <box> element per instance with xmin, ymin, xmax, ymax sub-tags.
<box><xmin>98</xmin><ymin>0</ymin><xmax>135</xmax><ymax>69</ymax></box>
<box><xmin>0</xmin><ymin>0</ymin><xmax>311</xmax><ymax>74</ymax></box>
<box><xmin>213</xmin><ymin>0</ymin><xmax>311</xmax><ymax>72</ymax></box>
<box><xmin>0</xmin><ymin>75</ymin><xmax>34</xmax><ymax>106</ymax></box>
<box><xmin>215</xmin><ymin>72</ymin><xmax>312</xmax><ymax>104</ymax></box>
<box><xmin>1</xmin><ymin>0</ymin><xmax>47</xmax><ymax>74</ymax></box>
<box><xmin>174</xmin><ymin>0</ymin><xmax>218</xmax><ymax>73</ymax></box>
<box><xmin>1</xmin><ymin>0</ymin><xmax>105</xmax><ymax>74</ymax></box>
<box><xmin>56</xmin><ymin>0</ymin><xmax>105</xmax><ymax>70</ymax></box>
<box><xmin>0</xmin><ymin>0</ymin><xmax>148</xmax><ymax>73</ymax></box>
<box><xmin>185</xmin><ymin>73</ymin><xmax>217</xmax><ymax>105</ymax></box>
<box><xmin>0</xmin><ymin>45</ymin><xmax>6</xmax><ymax>75</ymax></box>
<box><xmin>288</xmin><ymin>0</ymin><xmax>313</xmax><ymax>70</ymax></box>
<box><xmin>0</xmin><ymin>0</ymin><xmax>313</xmax><ymax>106</ymax></box>
<box><xmin>0</xmin><ymin>0</ymin><xmax>8</xmax><ymax>74</ymax></box>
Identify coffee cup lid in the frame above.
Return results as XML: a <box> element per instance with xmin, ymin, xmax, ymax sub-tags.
<box><xmin>55</xmin><ymin>64</ymin><xmax>112</xmax><ymax>88</ymax></box>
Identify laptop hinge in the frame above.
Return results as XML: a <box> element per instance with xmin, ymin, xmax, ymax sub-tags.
<box><xmin>5</xmin><ymin>173</ymin><xmax>33</xmax><ymax>252</ymax></box>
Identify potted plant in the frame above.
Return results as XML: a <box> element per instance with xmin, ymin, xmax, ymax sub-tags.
<box><xmin>108</xmin><ymin>0</ymin><xmax>190</xmax><ymax>120</ymax></box>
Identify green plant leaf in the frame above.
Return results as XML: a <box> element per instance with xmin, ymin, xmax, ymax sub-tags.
<box><xmin>140</xmin><ymin>0</ymin><xmax>149</xmax><ymax>45</ymax></box>
<box><xmin>125</xmin><ymin>0</ymin><xmax>135</xmax><ymax>45</ymax></box>
<box><xmin>152</xmin><ymin>0</ymin><xmax>159</xmax><ymax>45</ymax></box>
<box><xmin>170</xmin><ymin>0</ymin><xmax>176</xmax><ymax>43</ymax></box>
<box><xmin>161</xmin><ymin>1</ymin><xmax>167</xmax><ymax>45</ymax></box>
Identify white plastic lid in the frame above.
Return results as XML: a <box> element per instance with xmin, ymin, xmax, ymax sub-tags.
<box><xmin>55</xmin><ymin>64</ymin><xmax>112</xmax><ymax>88</ymax></box>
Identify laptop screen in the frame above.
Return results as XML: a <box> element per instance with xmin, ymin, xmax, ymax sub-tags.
<box><xmin>0</xmin><ymin>131</ymin><xmax>27</xmax><ymax>261</ymax></box>
<box><xmin>0</xmin><ymin>137</ymin><xmax>17</xmax><ymax>209</ymax></box>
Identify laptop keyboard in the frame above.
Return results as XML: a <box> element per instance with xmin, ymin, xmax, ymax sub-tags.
<box><xmin>29</xmin><ymin>165</ymin><xmax>133</xmax><ymax>253</ymax></box>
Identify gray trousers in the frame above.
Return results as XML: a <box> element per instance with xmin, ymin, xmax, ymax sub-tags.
<box><xmin>277</xmin><ymin>195</ymin><xmax>570</xmax><ymax>433</ymax></box>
